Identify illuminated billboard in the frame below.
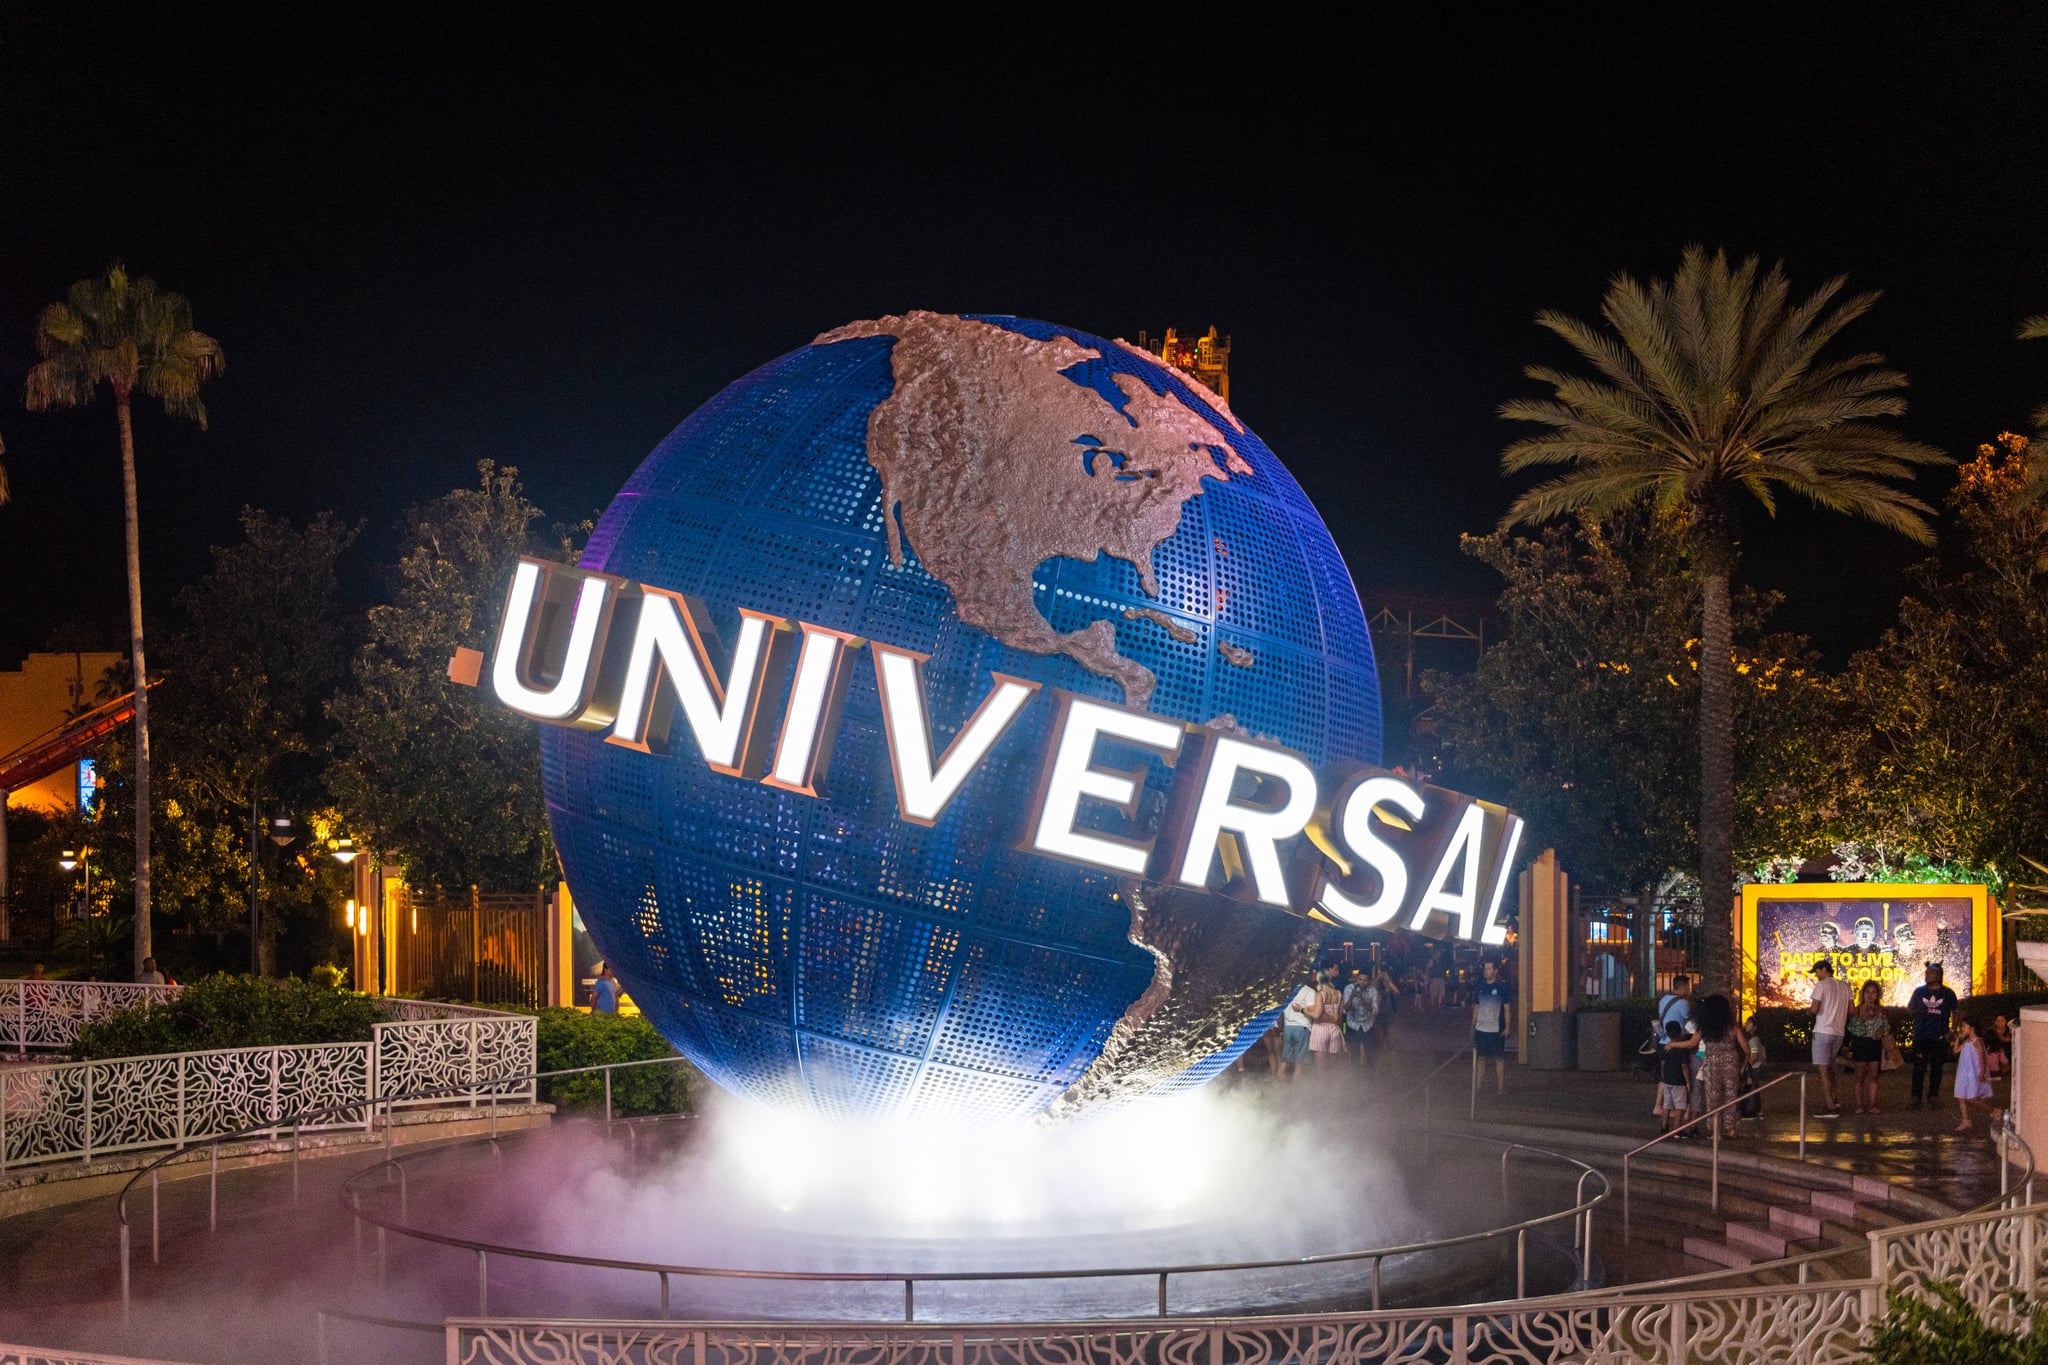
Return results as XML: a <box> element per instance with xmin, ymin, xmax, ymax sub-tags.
<box><xmin>1739</xmin><ymin>882</ymin><xmax>1995</xmax><ymax>1013</ymax></box>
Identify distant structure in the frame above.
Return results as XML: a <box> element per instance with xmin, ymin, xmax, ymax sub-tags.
<box><xmin>0</xmin><ymin>651</ymin><xmax>123</xmax><ymax>813</ymax></box>
<box><xmin>1135</xmin><ymin>326</ymin><xmax>1231</xmax><ymax>402</ymax></box>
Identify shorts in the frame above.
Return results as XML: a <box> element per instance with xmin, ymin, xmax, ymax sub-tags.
<box><xmin>1848</xmin><ymin>1035</ymin><xmax>1883</xmax><ymax>1065</ymax></box>
<box><xmin>1812</xmin><ymin>1033</ymin><xmax>1844</xmax><ymax>1067</ymax></box>
<box><xmin>1475</xmin><ymin>1029</ymin><xmax>1506</xmax><ymax>1058</ymax></box>
<box><xmin>1309</xmin><ymin>1021</ymin><xmax>1343</xmax><ymax>1054</ymax></box>
<box><xmin>1657</xmin><ymin>1083</ymin><xmax>1692</xmax><ymax>1115</ymax></box>
<box><xmin>1282</xmin><ymin>1025</ymin><xmax>1310</xmax><ymax>1064</ymax></box>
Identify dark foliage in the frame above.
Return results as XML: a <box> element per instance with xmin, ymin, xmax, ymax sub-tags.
<box><xmin>67</xmin><ymin>972</ymin><xmax>379</xmax><ymax>1060</ymax></box>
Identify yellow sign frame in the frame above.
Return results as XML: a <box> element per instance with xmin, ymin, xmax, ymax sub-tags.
<box><xmin>1738</xmin><ymin>881</ymin><xmax>1995</xmax><ymax>1016</ymax></box>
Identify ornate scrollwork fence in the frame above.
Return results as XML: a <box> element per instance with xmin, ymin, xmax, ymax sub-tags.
<box><xmin>0</xmin><ymin>1002</ymin><xmax>534</xmax><ymax>1171</ymax></box>
<box><xmin>443</xmin><ymin>1201</ymin><xmax>2048</xmax><ymax>1365</ymax></box>
<box><xmin>0</xmin><ymin>981</ymin><xmax>178</xmax><ymax>1053</ymax></box>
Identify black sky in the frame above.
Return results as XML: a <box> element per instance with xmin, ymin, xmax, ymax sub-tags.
<box><xmin>5</xmin><ymin>13</ymin><xmax>2048</xmax><ymax>669</ymax></box>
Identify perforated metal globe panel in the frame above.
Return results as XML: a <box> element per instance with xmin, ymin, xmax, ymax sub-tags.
<box><xmin>542</xmin><ymin>318</ymin><xmax>1381</xmax><ymax>1124</ymax></box>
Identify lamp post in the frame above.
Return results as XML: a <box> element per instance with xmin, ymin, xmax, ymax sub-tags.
<box><xmin>248</xmin><ymin>805</ymin><xmax>297</xmax><ymax>975</ymax></box>
<box><xmin>59</xmin><ymin>847</ymin><xmax>95</xmax><ymax>975</ymax></box>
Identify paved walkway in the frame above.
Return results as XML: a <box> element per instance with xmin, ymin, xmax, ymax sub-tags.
<box><xmin>1266</xmin><ymin>1004</ymin><xmax>2022</xmax><ymax>1213</ymax></box>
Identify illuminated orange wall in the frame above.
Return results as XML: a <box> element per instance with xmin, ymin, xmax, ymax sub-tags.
<box><xmin>0</xmin><ymin>651</ymin><xmax>125</xmax><ymax>811</ymax></box>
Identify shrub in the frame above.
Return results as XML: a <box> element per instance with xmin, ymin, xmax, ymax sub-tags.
<box><xmin>519</xmin><ymin>1007</ymin><xmax>697</xmax><ymax>1117</ymax></box>
<box><xmin>1859</xmin><ymin>1281</ymin><xmax>2048</xmax><ymax>1364</ymax></box>
<box><xmin>69</xmin><ymin>973</ymin><xmax>380</xmax><ymax>1060</ymax></box>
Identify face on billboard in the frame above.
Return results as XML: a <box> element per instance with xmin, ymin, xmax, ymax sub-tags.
<box><xmin>1753</xmin><ymin>893</ymin><xmax>1977</xmax><ymax>1008</ymax></box>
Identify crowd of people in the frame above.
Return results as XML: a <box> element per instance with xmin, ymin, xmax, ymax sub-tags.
<box><xmin>1246</xmin><ymin>945</ymin><xmax>1519</xmax><ymax>1083</ymax></box>
<box><xmin>1650</xmin><ymin>961</ymin><xmax>2012</xmax><ymax>1139</ymax></box>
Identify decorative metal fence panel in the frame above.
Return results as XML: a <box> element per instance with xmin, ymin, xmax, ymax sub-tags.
<box><xmin>372</xmin><ymin>1015</ymin><xmax>538</xmax><ymax>1109</ymax></box>
<box><xmin>0</xmin><ymin>1010</ymin><xmax>534</xmax><ymax>1170</ymax></box>
<box><xmin>0</xmin><ymin>981</ymin><xmax>178</xmax><ymax>1052</ymax></box>
<box><xmin>445</xmin><ymin>1202</ymin><xmax>2048</xmax><ymax>1365</ymax></box>
<box><xmin>0</xmin><ymin>1346</ymin><xmax>200</xmax><ymax>1365</ymax></box>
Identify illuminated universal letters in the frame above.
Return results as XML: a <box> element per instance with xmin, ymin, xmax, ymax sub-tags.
<box><xmin>872</xmin><ymin>643</ymin><xmax>1039</xmax><ymax>825</ymax></box>
<box><xmin>1313</xmin><ymin>773</ymin><xmax>1428</xmax><ymax>928</ymax></box>
<box><xmin>763</xmin><ymin>623</ymin><xmax>864</xmax><ymax>797</ymax></box>
<box><xmin>490</xmin><ymin>559</ymin><xmax>622</xmax><ymax>724</ymax></box>
<box><xmin>1168</xmin><ymin>734</ymin><xmax>1320</xmax><ymax>906</ymax></box>
<box><xmin>607</xmin><ymin>587</ymin><xmax>790</xmax><ymax>776</ymax></box>
<box><xmin>481</xmin><ymin>559</ymin><xmax>1530</xmax><ymax>945</ymax></box>
<box><xmin>1025</xmin><ymin>693</ymin><xmax>1183</xmax><ymax>875</ymax></box>
<box><xmin>1409</xmin><ymin>802</ymin><xmax>1488</xmax><ymax>940</ymax></box>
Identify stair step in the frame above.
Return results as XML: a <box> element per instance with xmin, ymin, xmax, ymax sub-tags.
<box><xmin>1810</xmin><ymin>1190</ymin><xmax>1861</xmax><ymax>1220</ymax></box>
<box><xmin>1725</xmin><ymin>1221</ymin><xmax>1794</xmax><ymax>1258</ymax></box>
<box><xmin>1853</xmin><ymin>1174</ymin><xmax>1893</xmax><ymax>1202</ymax></box>
<box><xmin>1771</xmin><ymin>1206</ymin><xmax>1824</xmax><ymax>1239</ymax></box>
<box><xmin>1682</xmin><ymin>1236</ymin><xmax>1759</xmax><ymax>1269</ymax></box>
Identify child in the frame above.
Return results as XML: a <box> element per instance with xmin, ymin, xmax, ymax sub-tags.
<box><xmin>1656</xmin><ymin>1019</ymin><xmax>1695</xmax><ymax>1133</ymax></box>
<box><xmin>1953</xmin><ymin>1017</ymin><xmax>2000</xmax><ymax>1134</ymax></box>
<box><xmin>1987</xmin><ymin>1015</ymin><xmax>2013</xmax><ymax>1079</ymax></box>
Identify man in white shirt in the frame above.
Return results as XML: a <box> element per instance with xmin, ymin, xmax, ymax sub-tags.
<box><xmin>1808</xmin><ymin>957</ymin><xmax>1853</xmax><ymax>1118</ymax></box>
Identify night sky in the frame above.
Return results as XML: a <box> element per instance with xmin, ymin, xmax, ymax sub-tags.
<box><xmin>5</xmin><ymin>13</ymin><xmax>2047</xmax><ymax>669</ymax></box>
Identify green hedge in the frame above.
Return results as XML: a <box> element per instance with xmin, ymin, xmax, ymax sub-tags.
<box><xmin>69</xmin><ymin>974</ymin><xmax>380</xmax><ymax>1061</ymax></box>
<box><xmin>516</xmin><ymin>1007</ymin><xmax>697</xmax><ymax>1117</ymax></box>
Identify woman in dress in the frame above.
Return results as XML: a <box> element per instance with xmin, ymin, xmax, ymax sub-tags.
<box><xmin>1845</xmin><ymin>980</ymin><xmax>1887</xmax><ymax>1115</ymax></box>
<box><xmin>1694</xmin><ymin>993</ymin><xmax>1751</xmax><ymax>1137</ymax></box>
<box><xmin>1953</xmin><ymin>1017</ymin><xmax>2000</xmax><ymax>1134</ymax></box>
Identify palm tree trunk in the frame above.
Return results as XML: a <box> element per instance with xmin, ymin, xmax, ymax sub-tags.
<box><xmin>1697</xmin><ymin>558</ymin><xmax>1735</xmax><ymax>996</ymax></box>
<box><xmin>116</xmin><ymin>390</ymin><xmax>152</xmax><ymax>977</ymax></box>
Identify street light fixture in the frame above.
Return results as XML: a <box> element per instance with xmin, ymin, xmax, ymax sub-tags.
<box><xmin>268</xmin><ymin>813</ymin><xmax>297</xmax><ymax>847</ymax></box>
<box><xmin>58</xmin><ymin>848</ymin><xmax>79</xmax><ymax>872</ymax></box>
<box><xmin>332</xmin><ymin>835</ymin><xmax>358</xmax><ymax>864</ymax></box>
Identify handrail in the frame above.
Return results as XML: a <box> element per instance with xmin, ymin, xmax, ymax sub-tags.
<box><xmin>114</xmin><ymin>1049</ymin><xmax>1610</xmax><ymax>1325</ymax></box>
<box><xmin>339</xmin><ymin>1110</ymin><xmax>1609</xmax><ymax>1320</ymax></box>
<box><xmin>1622</xmin><ymin>1068</ymin><xmax>1807</xmax><ymax>1254</ymax></box>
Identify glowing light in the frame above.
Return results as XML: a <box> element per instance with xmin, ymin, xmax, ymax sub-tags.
<box><xmin>345</xmin><ymin>900</ymin><xmax>355</xmax><ymax>929</ymax></box>
<box><xmin>492</xmin><ymin>560</ymin><xmax>614</xmax><ymax>722</ymax></box>
<box><xmin>1173</xmin><ymin>736</ymin><xmax>1318</xmax><ymax>905</ymax></box>
<box><xmin>872</xmin><ymin>645</ymin><xmax>1038</xmax><ymax>825</ymax></box>
<box><xmin>1027</xmin><ymin>696</ymin><xmax>1182</xmax><ymax>874</ymax></box>
<box><xmin>1318</xmin><ymin>776</ymin><xmax>1427</xmax><ymax>927</ymax></box>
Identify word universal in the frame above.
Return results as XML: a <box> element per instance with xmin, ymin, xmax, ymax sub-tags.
<box><xmin>477</xmin><ymin>557</ymin><xmax>1523</xmax><ymax>944</ymax></box>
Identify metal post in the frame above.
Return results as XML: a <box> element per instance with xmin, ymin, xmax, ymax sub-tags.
<box><xmin>84</xmin><ymin>1065</ymin><xmax>94</xmax><ymax>1165</ymax></box>
<box><xmin>1799</xmin><ymin>1073</ymin><xmax>1807</xmax><ymax>1160</ymax></box>
<box><xmin>151</xmin><ymin>1168</ymin><xmax>160</xmax><ymax>1264</ymax></box>
<box><xmin>1371</xmin><ymin>1257</ymin><xmax>1382</xmax><ymax>1310</ymax></box>
<box><xmin>317</xmin><ymin>1310</ymin><xmax>328</xmax><ymax>1365</ymax></box>
<box><xmin>477</xmin><ymin>1248</ymin><xmax>488</xmax><ymax>1315</ymax></box>
<box><xmin>209</xmin><ymin>1142</ymin><xmax>218</xmax><ymax>1232</ymax></box>
<box><xmin>660</xmin><ymin>1270</ymin><xmax>670</xmax><ymax>1318</ymax></box>
<box><xmin>1157</xmin><ymin>1271</ymin><xmax>1168</xmax><ymax>1317</ymax></box>
<box><xmin>1581</xmin><ymin>1208</ymin><xmax>1593</xmax><ymax>1284</ymax></box>
<box><xmin>490</xmin><ymin>1090</ymin><xmax>498</xmax><ymax>1142</ymax></box>
<box><xmin>1516</xmin><ymin>1227</ymin><xmax>1526</xmax><ymax>1298</ymax></box>
<box><xmin>605</xmin><ymin>1068</ymin><xmax>613</xmax><ymax>1126</ymax></box>
<box><xmin>1470</xmin><ymin>1048</ymin><xmax>1478</xmax><ymax>1122</ymax></box>
<box><xmin>905</xmin><ymin>1279</ymin><xmax>914</xmax><ymax>1322</ymax></box>
<box><xmin>1622</xmin><ymin>1157</ymin><xmax>1631</xmax><ymax>1251</ymax></box>
<box><xmin>292</xmin><ymin>1121</ymin><xmax>301</xmax><ymax>1207</ymax></box>
<box><xmin>1711</xmin><ymin>1121</ymin><xmax>1721</xmax><ymax>1211</ymax></box>
<box><xmin>119</xmin><ymin>1220</ymin><xmax>130</xmax><ymax>1322</ymax></box>
<box><xmin>384</xmin><ymin>1097</ymin><xmax>394</xmax><ymax>1160</ymax></box>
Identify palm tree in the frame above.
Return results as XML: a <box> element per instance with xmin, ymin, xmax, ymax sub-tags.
<box><xmin>25</xmin><ymin>266</ymin><xmax>223</xmax><ymax>976</ymax></box>
<box><xmin>1498</xmin><ymin>247</ymin><xmax>1946</xmax><ymax>993</ymax></box>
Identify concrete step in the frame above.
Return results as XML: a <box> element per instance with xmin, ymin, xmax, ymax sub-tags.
<box><xmin>1853</xmin><ymin>1174</ymin><xmax>1893</xmax><ymax>1203</ymax></box>
<box><xmin>1770</xmin><ymin>1205</ymin><xmax>1824</xmax><ymax>1239</ymax></box>
<box><xmin>1725</xmin><ymin>1221</ymin><xmax>1797</xmax><ymax>1258</ymax></box>
<box><xmin>1810</xmin><ymin>1190</ymin><xmax>1861</xmax><ymax>1220</ymax></box>
<box><xmin>1682</xmin><ymin>1236</ymin><xmax>1759</xmax><ymax>1269</ymax></box>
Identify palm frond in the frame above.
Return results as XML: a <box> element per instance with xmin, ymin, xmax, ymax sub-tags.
<box><xmin>1502</xmin><ymin>249</ymin><xmax>1947</xmax><ymax>544</ymax></box>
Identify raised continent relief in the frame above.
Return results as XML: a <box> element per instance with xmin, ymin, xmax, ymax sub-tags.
<box><xmin>817</xmin><ymin>312</ymin><xmax>1249</xmax><ymax>708</ymax></box>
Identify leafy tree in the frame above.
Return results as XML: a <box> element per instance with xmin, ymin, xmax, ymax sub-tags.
<box><xmin>1427</xmin><ymin>511</ymin><xmax>1847</xmax><ymax>911</ymax></box>
<box><xmin>76</xmin><ymin>512</ymin><xmax>361</xmax><ymax>975</ymax></box>
<box><xmin>1858</xmin><ymin>1281</ymin><xmax>2048</xmax><ymax>1364</ymax></box>
<box><xmin>24</xmin><ymin>266</ymin><xmax>224</xmax><ymax>975</ymax></box>
<box><xmin>1839</xmin><ymin>433</ymin><xmax>2048</xmax><ymax>892</ymax></box>
<box><xmin>328</xmin><ymin>462</ymin><xmax>566</xmax><ymax>890</ymax></box>
<box><xmin>1497</xmin><ymin>247</ymin><xmax>1946</xmax><ymax>992</ymax></box>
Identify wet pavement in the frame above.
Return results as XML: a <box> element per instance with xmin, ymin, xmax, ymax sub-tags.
<box><xmin>1270</xmin><ymin>1004</ymin><xmax>2022</xmax><ymax>1214</ymax></box>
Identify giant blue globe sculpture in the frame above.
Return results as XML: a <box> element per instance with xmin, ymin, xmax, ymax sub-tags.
<box><xmin>541</xmin><ymin>313</ymin><xmax>1381</xmax><ymax>1126</ymax></box>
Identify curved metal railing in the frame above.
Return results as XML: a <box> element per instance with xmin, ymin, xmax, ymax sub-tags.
<box><xmin>114</xmin><ymin>1049</ymin><xmax>1610</xmax><ymax>1323</ymax></box>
